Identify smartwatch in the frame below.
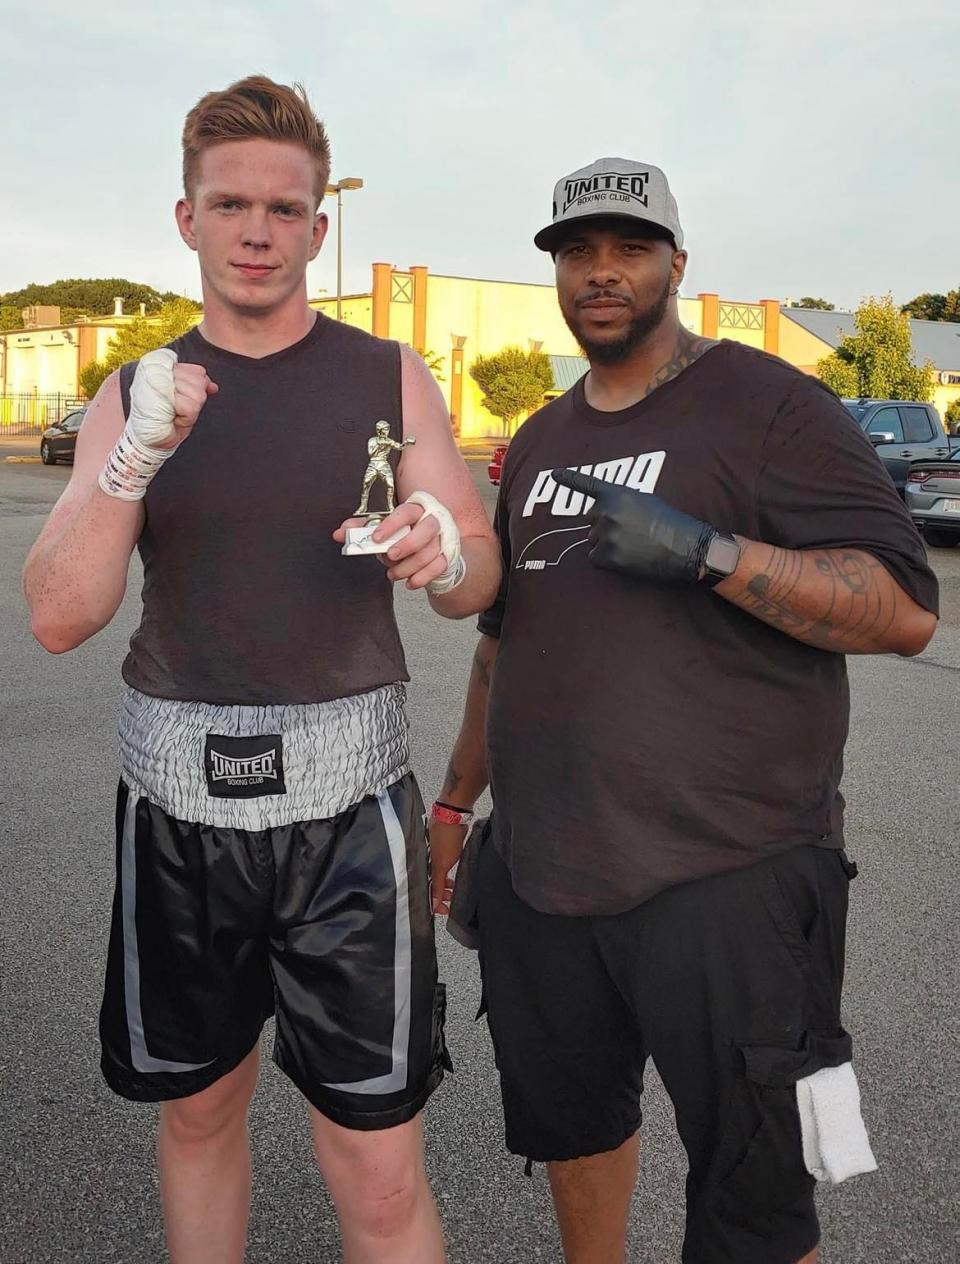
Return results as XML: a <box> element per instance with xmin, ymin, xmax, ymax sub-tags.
<box><xmin>701</xmin><ymin>531</ymin><xmax>742</xmax><ymax>588</ymax></box>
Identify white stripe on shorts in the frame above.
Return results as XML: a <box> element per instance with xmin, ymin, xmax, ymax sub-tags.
<box><xmin>121</xmin><ymin>789</ymin><xmax>215</xmax><ymax>1075</ymax></box>
<box><xmin>320</xmin><ymin>787</ymin><xmax>412</xmax><ymax>1094</ymax></box>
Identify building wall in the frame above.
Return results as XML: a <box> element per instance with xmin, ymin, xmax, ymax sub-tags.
<box><xmin>4</xmin><ymin>327</ymin><xmax>78</xmax><ymax>393</ymax></box>
<box><xmin>422</xmin><ymin>274</ymin><xmax>583</xmax><ymax>440</ymax></box>
<box><xmin>777</xmin><ymin>313</ymin><xmax>833</xmax><ymax>374</ymax></box>
<box><xmin>310</xmin><ymin>294</ymin><xmax>373</xmax><ymax>331</ymax></box>
<box><xmin>678</xmin><ymin>298</ymin><xmax>702</xmax><ymax>336</ymax></box>
<box><xmin>933</xmin><ymin>381</ymin><xmax>960</xmax><ymax>425</ymax></box>
<box><xmin>0</xmin><ymin>318</ymin><xmax>133</xmax><ymax>395</ymax></box>
<box><xmin>716</xmin><ymin>302</ymin><xmax>767</xmax><ymax>352</ymax></box>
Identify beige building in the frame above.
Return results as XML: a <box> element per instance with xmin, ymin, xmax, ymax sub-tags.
<box><xmin>0</xmin><ymin>300</ymin><xmax>144</xmax><ymax>427</ymax></box>
<box><xmin>3</xmin><ymin>278</ymin><xmax>957</xmax><ymax>439</ymax></box>
<box><xmin>308</xmin><ymin>266</ymin><xmax>788</xmax><ymax>440</ymax></box>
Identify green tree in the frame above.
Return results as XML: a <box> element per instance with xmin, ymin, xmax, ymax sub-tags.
<box><xmin>0</xmin><ymin>305</ymin><xmax>22</xmax><ymax>331</ymax></box>
<box><xmin>790</xmin><ymin>297</ymin><xmax>834</xmax><ymax>311</ymax></box>
<box><xmin>79</xmin><ymin>359</ymin><xmax>112</xmax><ymax>400</ymax></box>
<box><xmin>817</xmin><ymin>295</ymin><xmax>934</xmax><ymax>401</ymax></box>
<box><xmin>945</xmin><ymin>397</ymin><xmax>960</xmax><ymax>435</ymax></box>
<box><xmin>901</xmin><ymin>289</ymin><xmax>960</xmax><ymax>323</ymax></box>
<box><xmin>901</xmin><ymin>292</ymin><xmax>946</xmax><ymax>322</ymax></box>
<box><xmin>943</xmin><ymin>288</ymin><xmax>960</xmax><ymax>323</ymax></box>
<box><xmin>469</xmin><ymin>346</ymin><xmax>554</xmax><ymax>436</ymax></box>
<box><xmin>0</xmin><ymin>279</ymin><xmax>201</xmax><ymax>319</ymax></box>
<box><xmin>817</xmin><ymin>355</ymin><xmax>859</xmax><ymax>398</ymax></box>
<box><xmin>421</xmin><ymin>349</ymin><xmax>446</xmax><ymax>382</ymax></box>
<box><xmin>79</xmin><ymin>299</ymin><xmax>202</xmax><ymax>398</ymax></box>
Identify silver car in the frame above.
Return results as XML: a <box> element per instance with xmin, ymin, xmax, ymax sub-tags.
<box><xmin>905</xmin><ymin>447</ymin><xmax>960</xmax><ymax>548</ymax></box>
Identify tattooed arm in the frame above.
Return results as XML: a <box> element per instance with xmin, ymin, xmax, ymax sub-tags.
<box><xmin>429</xmin><ymin>635</ymin><xmax>499</xmax><ymax>913</ymax></box>
<box><xmin>715</xmin><ymin>538</ymin><xmax>937</xmax><ymax>656</ymax></box>
<box><xmin>439</xmin><ymin>635</ymin><xmax>497</xmax><ymax>807</ymax></box>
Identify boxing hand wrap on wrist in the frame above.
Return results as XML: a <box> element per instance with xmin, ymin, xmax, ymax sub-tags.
<box><xmin>404</xmin><ymin>490</ymin><xmax>466</xmax><ymax>594</ymax></box>
<box><xmin>98</xmin><ymin>348</ymin><xmax>180</xmax><ymax>502</ymax></box>
<box><xmin>98</xmin><ymin>424</ymin><xmax>175</xmax><ymax>500</ymax></box>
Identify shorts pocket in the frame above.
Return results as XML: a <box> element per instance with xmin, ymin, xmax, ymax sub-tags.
<box><xmin>757</xmin><ymin>860</ymin><xmax>817</xmax><ymax>970</ymax></box>
<box><xmin>712</xmin><ymin>1030</ymin><xmax>852</xmax><ymax>1210</ymax></box>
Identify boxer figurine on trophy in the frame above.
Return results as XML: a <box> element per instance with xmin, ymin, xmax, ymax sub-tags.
<box><xmin>341</xmin><ymin>421</ymin><xmax>417</xmax><ymax>555</ymax></box>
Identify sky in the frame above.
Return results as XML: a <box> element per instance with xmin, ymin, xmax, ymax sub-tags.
<box><xmin>2</xmin><ymin>0</ymin><xmax>958</xmax><ymax>313</ymax></box>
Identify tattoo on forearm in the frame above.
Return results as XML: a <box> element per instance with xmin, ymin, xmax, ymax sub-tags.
<box><xmin>440</xmin><ymin>641</ymin><xmax>495</xmax><ymax>799</ymax></box>
<box><xmin>441</xmin><ymin>758</ymin><xmax>464</xmax><ymax>798</ymax></box>
<box><xmin>737</xmin><ymin>547</ymin><xmax>899</xmax><ymax>652</ymax></box>
<box><xmin>643</xmin><ymin>328</ymin><xmax>718</xmax><ymax>400</ymax></box>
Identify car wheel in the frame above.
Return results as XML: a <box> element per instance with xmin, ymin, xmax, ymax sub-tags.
<box><xmin>923</xmin><ymin>527</ymin><xmax>960</xmax><ymax>549</ymax></box>
<box><xmin>40</xmin><ymin>440</ymin><xmax>56</xmax><ymax>465</ymax></box>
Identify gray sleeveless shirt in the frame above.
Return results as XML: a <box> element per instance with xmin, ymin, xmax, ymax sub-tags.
<box><xmin>119</xmin><ymin>316</ymin><xmax>409</xmax><ymax>706</ymax></box>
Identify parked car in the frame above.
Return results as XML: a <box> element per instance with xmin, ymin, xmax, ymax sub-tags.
<box><xmin>842</xmin><ymin>399</ymin><xmax>953</xmax><ymax>496</ymax></box>
<box><xmin>40</xmin><ymin>407</ymin><xmax>87</xmax><ymax>465</ymax></box>
<box><xmin>905</xmin><ymin>447</ymin><xmax>960</xmax><ymax>547</ymax></box>
<box><xmin>488</xmin><ymin>443</ymin><xmax>508</xmax><ymax>486</ymax></box>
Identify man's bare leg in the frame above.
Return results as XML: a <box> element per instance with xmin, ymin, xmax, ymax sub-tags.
<box><xmin>311</xmin><ymin>1110</ymin><xmax>445</xmax><ymax>1264</ymax></box>
<box><xmin>546</xmin><ymin>1133</ymin><xmax>640</xmax><ymax>1264</ymax></box>
<box><xmin>157</xmin><ymin>1046</ymin><xmax>260</xmax><ymax>1264</ymax></box>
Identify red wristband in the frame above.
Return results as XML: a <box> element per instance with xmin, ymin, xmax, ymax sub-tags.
<box><xmin>430</xmin><ymin>801</ymin><xmax>474</xmax><ymax>827</ymax></box>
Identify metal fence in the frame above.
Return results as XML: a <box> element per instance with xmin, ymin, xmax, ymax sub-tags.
<box><xmin>0</xmin><ymin>392</ymin><xmax>86</xmax><ymax>436</ymax></box>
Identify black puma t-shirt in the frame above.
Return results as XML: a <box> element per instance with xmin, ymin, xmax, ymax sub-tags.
<box><xmin>480</xmin><ymin>341</ymin><xmax>938</xmax><ymax>916</ymax></box>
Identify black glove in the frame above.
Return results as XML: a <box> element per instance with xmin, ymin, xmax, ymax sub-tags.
<box><xmin>551</xmin><ymin>468</ymin><xmax>716</xmax><ymax>584</ymax></box>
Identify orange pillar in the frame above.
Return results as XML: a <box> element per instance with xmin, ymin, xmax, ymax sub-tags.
<box><xmin>372</xmin><ymin>263</ymin><xmax>393</xmax><ymax>338</ymax></box>
<box><xmin>698</xmin><ymin>292</ymin><xmax>719</xmax><ymax>339</ymax></box>
<box><xmin>760</xmin><ymin>299</ymin><xmax>780</xmax><ymax>356</ymax></box>
<box><xmin>411</xmin><ymin>266</ymin><xmax>428</xmax><ymax>355</ymax></box>
<box><xmin>450</xmin><ymin>336</ymin><xmax>466</xmax><ymax>439</ymax></box>
<box><xmin>78</xmin><ymin>324</ymin><xmax>98</xmax><ymax>373</ymax></box>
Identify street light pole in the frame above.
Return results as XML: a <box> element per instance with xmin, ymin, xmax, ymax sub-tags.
<box><xmin>325</xmin><ymin>177</ymin><xmax>364</xmax><ymax>321</ymax></box>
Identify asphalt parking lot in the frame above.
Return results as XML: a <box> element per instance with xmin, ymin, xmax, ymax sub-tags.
<box><xmin>1</xmin><ymin>445</ymin><xmax>958</xmax><ymax>1263</ymax></box>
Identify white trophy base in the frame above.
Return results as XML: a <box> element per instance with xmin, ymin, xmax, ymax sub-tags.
<box><xmin>342</xmin><ymin>522</ymin><xmax>411</xmax><ymax>556</ymax></box>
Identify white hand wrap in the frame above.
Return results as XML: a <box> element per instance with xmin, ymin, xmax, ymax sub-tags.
<box><xmin>98</xmin><ymin>349</ymin><xmax>180</xmax><ymax>501</ymax></box>
<box><xmin>404</xmin><ymin>490</ymin><xmax>466</xmax><ymax>595</ymax></box>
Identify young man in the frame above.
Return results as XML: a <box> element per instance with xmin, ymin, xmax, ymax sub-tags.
<box><xmin>24</xmin><ymin>76</ymin><xmax>499</xmax><ymax>1264</ymax></box>
<box><xmin>432</xmin><ymin>158</ymin><xmax>938</xmax><ymax>1264</ymax></box>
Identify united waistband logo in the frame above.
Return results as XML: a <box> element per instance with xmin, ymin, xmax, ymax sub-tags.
<box><xmin>204</xmin><ymin>732</ymin><xmax>286</xmax><ymax>799</ymax></box>
<box><xmin>209</xmin><ymin>749</ymin><xmax>278</xmax><ymax>783</ymax></box>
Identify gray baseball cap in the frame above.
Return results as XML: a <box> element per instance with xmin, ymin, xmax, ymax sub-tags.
<box><xmin>534</xmin><ymin>157</ymin><xmax>684</xmax><ymax>253</ymax></box>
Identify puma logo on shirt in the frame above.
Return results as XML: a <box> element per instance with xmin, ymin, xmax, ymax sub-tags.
<box><xmin>521</xmin><ymin>450</ymin><xmax>665</xmax><ymax>518</ymax></box>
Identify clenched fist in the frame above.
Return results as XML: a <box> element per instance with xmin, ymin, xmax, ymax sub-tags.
<box><xmin>98</xmin><ymin>349</ymin><xmax>219</xmax><ymax>501</ymax></box>
<box><xmin>130</xmin><ymin>349</ymin><xmax>218</xmax><ymax>453</ymax></box>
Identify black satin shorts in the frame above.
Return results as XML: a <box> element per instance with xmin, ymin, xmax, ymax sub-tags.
<box><xmin>99</xmin><ymin>773</ymin><xmax>450</xmax><ymax>1130</ymax></box>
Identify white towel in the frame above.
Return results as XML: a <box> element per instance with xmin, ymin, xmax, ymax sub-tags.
<box><xmin>796</xmin><ymin>1061</ymin><xmax>878</xmax><ymax>1184</ymax></box>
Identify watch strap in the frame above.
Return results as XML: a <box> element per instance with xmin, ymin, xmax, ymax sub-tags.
<box><xmin>701</xmin><ymin>531</ymin><xmax>741</xmax><ymax>588</ymax></box>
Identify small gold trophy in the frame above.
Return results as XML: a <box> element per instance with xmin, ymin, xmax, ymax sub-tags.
<box><xmin>341</xmin><ymin>421</ymin><xmax>417</xmax><ymax>556</ymax></box>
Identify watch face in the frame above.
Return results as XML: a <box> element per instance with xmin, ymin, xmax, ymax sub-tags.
<box><xmin>707</xmin><ymin>534</ymin><xmax>741</xmax><ymax>576</ymax></box>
